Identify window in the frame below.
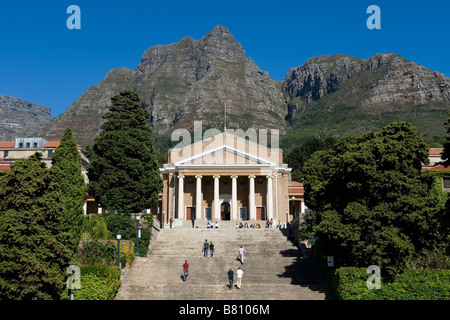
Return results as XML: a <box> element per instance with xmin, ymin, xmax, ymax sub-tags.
<box><xmin>239</xmin><ymin>207</ymin><xmax>247</xmax><ymax>220</ymax></box>
<box><xmin>33</xmin><ymin>142</ymin><xmax>38</xmax><ymax>148</ymax></box>
<box><xmin>48</xmin><ymin>150</ymin><xmax>53</xmax><ymax>158</ymax></box>
<box><xmin>240</xmin><ymin>181</ymin><xmax>246</xmax><ymax>186</ymax></box>
<box><xmin>443</xmin><ymin>177</ymin><xmax>450</xmax><ymax>192</ymax></box>
<box><xmin>188</xmin><ymin>178</ymin><xmax>194</xmax><ymax>184</ymax></box>
<box><xmin>26</xmin><ymin>143</ymin><xmax>30</xmax><ymax>148</ymax></box>
<box><xmin>205</xmin><ymin>207</ymin><xmax>212</xmax><ymax>220</ymax></box>
<box><xmin>257</xmin><ymin>177</ymin><xmax>263</xmax><ymax>184</ymax></box>
<box><xmin>19</xmin><ymin>143</ymin><xmax>23</xmax><ymax>148</ymax></box>
<box><xmin>3</xmin><ymin>151</ymin><xmax>8</xmax><ymax>158</ymax></box>
<box><xmin>222</xmin><ymin>181</ymin><xmax>228</xmax><ymax>185</ymax></box>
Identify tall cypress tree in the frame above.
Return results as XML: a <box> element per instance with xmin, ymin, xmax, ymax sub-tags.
<box><xmin>87</xmin><ymin>90</ymin><xmax>162</xmax><ymax>213</ymax></box>
<box><xmin>0</xmin><ymin>153</ymin><xmax>67</xmax><ymax>299</ymax></box>
<box><xmin>50</xmin><ymin>128</ymin><xmax>86</xmax><ymax>257</ymax></box>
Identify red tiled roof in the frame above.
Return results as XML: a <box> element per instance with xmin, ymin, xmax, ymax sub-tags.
<box><xmin>0</xmin><ymin>142</ymin><xmax>14</xmax><ymax>148</ymax></box>
<box><xmin>289</xmin><ymin>181</ymin><xmax>304</xmax><ymax>194</ymax></box>
<box><xmin>429</xmin><ymin>148</ymin><xmax>443</xmax><ymax>155</ymax></box>
<box><xmin>422</xmin><ymin>164</ymin><xmax>450</xmax><ymax>171</ymax></box>
<box><xmin>0</xmin><ymin>164</ymin><xmax>11</xmax><ymax>171</ymax></box>
<box><xmin>43</xmin><ymin>141</ymin><xmax>61</xmax><ymax>148</ymax></box>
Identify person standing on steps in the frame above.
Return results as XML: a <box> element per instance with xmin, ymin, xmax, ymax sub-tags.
<box><xmin>183</xmin><ymin>260</ymin><xmax>189</xmax><ymax>281</ymax></box>
<box><xmin>191</xmin><ymin>217</ymin><xmax>195</xmax><ymax>228</ymax></box>
<box><xmin>237</xmin><ymin>245</ymin><xmax>244</xmax><ymax>264</ymax></box>
<box><xmin>236</xmin><ymin>267</ymin><xmax>243</xmax><ymax>289</ymax></box>
<box><xmin>227</xmin><ymin>268</ymin><xmax>234</xmax><ymax>290</ymax></box>
<box><xmin>202</xmin><ymin>239</ymin><xmax>209</xmax><ymax>257</ymax></box>
<box><xmin>209</xmin><ymin>241</ymin><xmax>214</xmax><ymax>257</ymax></box>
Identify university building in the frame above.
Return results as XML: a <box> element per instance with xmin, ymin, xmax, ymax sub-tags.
<box><xmin>159</xmin><ymin>131</ymin><xmax>305</xmax><ymax>226</ymax></box>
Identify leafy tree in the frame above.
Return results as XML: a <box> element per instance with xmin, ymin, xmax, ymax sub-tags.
<box><xmin>87</xmin><ymin>90</ymin><xmax>163</xmax><ymax>213</ymax></box>
<box><xmin>0</xmin><ymin>154</ymin><xmax>68</xmax><ymax>299</ymax></box>
<box><xmin>50</xmin><ymin>128</ymin><xmax>86</xmax><ymax>257</ymax></box>
<box><xmin>283</xmin><ymin>137</ymin><xmax>336</xmax><ymax>181</ymax></box>
<box><xmin>304</xmin><ymin>122</ymin><xmax>448</xmax><ymax>276</ymax></box>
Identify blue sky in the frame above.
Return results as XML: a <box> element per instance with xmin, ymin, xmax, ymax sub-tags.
<box><xmin>1</xmin><ymin>0</ymin><xmax>449</xmax><ymax>118</ymax></box>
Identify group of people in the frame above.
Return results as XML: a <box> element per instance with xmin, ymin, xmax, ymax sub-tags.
<box><xmin>202</xmin><ymin>239</ymin><xmax>215</xmax><ymax>257</ymax></box>
<box><xmin>206</xmin><ymin>220</ymin><xmax>219</xmax><ymax>229</ymax></box>
<box><xmin>182</xmin><ymin>243</ymin><xmax>245</xmax><ymax>290</ymax></box>
<box><xmin>235</xmin><ymin>222</ymin><xmax>261</xmax><ymax>229</ymax></box>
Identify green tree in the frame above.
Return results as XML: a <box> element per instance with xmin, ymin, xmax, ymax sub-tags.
<box><xmin>87</xmin><ymin>90</ymin><xmax>163</xmax><ymax>213</ymax></box>
<box><xmin>50</xmin><ymin>128</ymin><xmax>86</xmax><ymax>257</ymax></box>
<box><xmin>283</xmin><ymin>137</ymin><xmax>336</xmax><ymax>181</ymax></box>
<box><xmin>304</xmin><ymin>122</ymin><xmax>448</xmax><ymax>276</ymax></box>
<box><xmin>0</xmin><ymin>154</ymin><xmax>68</xmax><ymax>299</ymax></box>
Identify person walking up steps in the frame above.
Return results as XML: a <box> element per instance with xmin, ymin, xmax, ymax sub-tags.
<box><xmin>183</xmin><ymin>260</ymin><xmax>189</xmax><ymax>281</ymax></box>
<box><xmin>209</xmin><ymin>242</ymin><xmax>214</xmax><ymax>257</ymax></box>
<box><xmin>236</xmin><ymin>267</ymin><xmax>243</xmax><ymax>289</ymax></box>
<box><xmin>227</xmin><ymin>268</ymin><xmax>234</xmax><ymax>290</ymax></box>
<box><xmin>202</xmin><ymin>239</ymin><xmax>209</xmax><ymax>257</ymax></box>
<box><xmin>237</xmin><ymin>245</ymin><xmax>244</xmax><ymax>264</ymax></box>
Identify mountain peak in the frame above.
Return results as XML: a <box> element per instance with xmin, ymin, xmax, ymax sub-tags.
<box><xmin>206</xmin><ymin>25</ymin><xmax>233</xmax><ymax>38</ymax></box>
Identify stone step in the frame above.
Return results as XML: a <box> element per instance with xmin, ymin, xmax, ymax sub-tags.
<box><xmin>115</xmin><ymin>225</ymin><xmax>333</xmax><ymax>300</ymax></box>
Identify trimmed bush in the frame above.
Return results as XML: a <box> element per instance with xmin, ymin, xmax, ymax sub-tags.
<box><xmin>330</xmin><ymin>267</ymin><xmax>450</xmax><ymax>300</ymax></box>
<box><xmin>71</xmin><ymin>265</ymin><xmax>121</xmax><ymax>300</ymax></box>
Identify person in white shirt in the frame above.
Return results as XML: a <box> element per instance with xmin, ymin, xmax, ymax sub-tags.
<box><xmin>236</xmin><ymin>267</ymin><xmax>243</xmax><ymax>289</ymax></box>
<box><xmin>238</xmin><ymin>246</ymin><xmax>244</xmax><ymax>264</ymax></box>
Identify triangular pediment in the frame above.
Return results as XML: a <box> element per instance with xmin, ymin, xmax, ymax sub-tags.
<box><xmin>174</xmin><ymin>144</ymin><xmax>274</xmax><ymax>166</ymax></box>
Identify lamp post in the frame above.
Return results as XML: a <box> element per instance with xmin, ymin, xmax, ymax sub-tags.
<box><xmin>135</xmin><ymin>214</ymin><xmax>140</xmax><ymax>257</ymax></box>
<box><xmin>116</xmin><ymin>234</ymin><xmax>121</xmax><ymax>268</ymax></box>
<box><xmin>292</xmin><ymin>196</ymin><xmax>296</xmax><ymax>219</ymax></box>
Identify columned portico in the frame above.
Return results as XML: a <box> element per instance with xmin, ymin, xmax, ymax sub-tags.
<box><xmin>160</xmin><ymin>131</ymin><xmax>293</xmax><ymax>225</ymax></box>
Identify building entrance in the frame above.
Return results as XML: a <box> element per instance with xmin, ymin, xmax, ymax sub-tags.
<box><xmin>221</xmin><ymin>202</ymin><xmax>230</xmax><ymax>220</ymax></box>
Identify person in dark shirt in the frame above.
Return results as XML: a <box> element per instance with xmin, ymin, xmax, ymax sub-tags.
<box><xmin>227</xmin><ymin>268</ymin><xmax>234</xmax><ymax>289</ymax></box>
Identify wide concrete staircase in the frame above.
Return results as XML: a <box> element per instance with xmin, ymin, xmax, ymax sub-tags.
<box><xmin>115</xmin><ymin>221</ymin><xmax>333</xmax><ymax>300</ymax></box>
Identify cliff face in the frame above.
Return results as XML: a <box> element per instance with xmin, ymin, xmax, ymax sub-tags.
<box><xmin>281</xmin><ymin>53</ymin><xmax>450</xmax><ymax>147</ymax></box>
<box><xmin>40</xmin><ymin>25</ymin><xmax>286</xmax><ymax>147</ymax></box>
<box><xmin>0</xmin><ymin>95</ymin><xmax>51</xmax><ymax>141</ymax></box>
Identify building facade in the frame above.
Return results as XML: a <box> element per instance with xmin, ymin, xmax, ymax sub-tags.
<box><xmin>159</xmin><ymin>131</ymin><xmax>305</xmax><ymax>225</ymax></box>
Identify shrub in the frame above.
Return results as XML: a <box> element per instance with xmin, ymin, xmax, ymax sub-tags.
<box><xmin>75</xmin><ymin>240</ymin><xmax>135</xmax><ymax>268</ymax></box>
<box><xmin>330</xmin><ymin>267</ymin><xmax>450</xmax><ymax>300</ymax></box>
<box><xmin>71</xmin><ymin>265</ymin><xmax>121</xmax><ymax>300</ymax></box>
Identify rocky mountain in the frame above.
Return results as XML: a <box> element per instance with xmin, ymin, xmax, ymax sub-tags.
<box><xmin>34</xmin><ymin>25</ymin><xmax>450</xmax><ymax>149</ymax></box>
<box><xmin>0</xmin><ymin>95</ymin><xmax>51</xmax><ymax>141</ymax></box>
<box><xmin>39</xmin><ymin>25</ymin><xmax>286</xmax><ymax>147</ymax></box>
<box><xmin>281</xmin><ymin>53</ymin><xmax>450</xmax><ymax>147</ymax></box>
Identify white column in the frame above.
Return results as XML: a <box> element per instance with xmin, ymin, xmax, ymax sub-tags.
<box><xmin>195</xmin><ymin>175</ymin><xmax>202</xmax><ymax>219</ymax></box>
<box><xmin>301</xmin><ymin>200</ymin><xmax>305</xmax><ymax>222</ymax></box>
<box><xmin>249</xmin><ymin>175</ymin><xmax>256</xmax><ymax>220</ymax></box>
<box><xmin>231</xmin><ymin>175</ymin><xmax>238</xmax><ymax>220</ymax></box>
<box><xmin>266</xmin><ymin>175</ymin><xmax>273</xmax><ymax>220</ymax></box>
<box><xmin>213</xmin><ymin>175</ymin><xmax>220</xmax><ymax>220</ymax></box>
<box><xmin>178</xmin><ymin>174</ymin><xmax>185</xmax><ymax>220</ymax></box>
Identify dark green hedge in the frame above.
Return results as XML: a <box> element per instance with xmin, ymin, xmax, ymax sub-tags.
<box><xmin>330</xmin><ymin>267</ymin><xmax>450</xmax><ymax>300</ymax></box>
<box><xmin>71</xmin><ymin>265</ymin><xmax>121</xmax><ymax>300</ymax></box>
